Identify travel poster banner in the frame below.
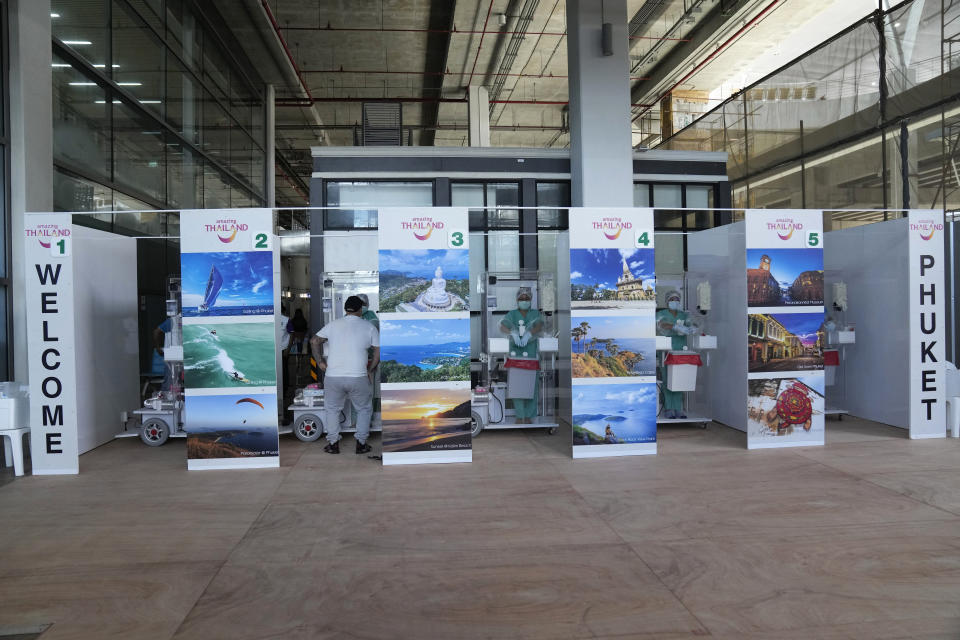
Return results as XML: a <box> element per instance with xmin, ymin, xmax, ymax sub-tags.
<box><xmin>25</xmin><ymin>213</ymin><xmax>79</xmax><ymax>475</ymax></box>
<box><xmin>745</xmin><ymin>210</ymin><xmax>825</xmax><ymax>449</ymax></box>
<box><xmin>569</xmin><ymin>208</ymin><xmax>657</xmax><ymax>458</ymax></box>
<box><xmin>378</xmin><ymin>207</ymin><xmax>472</xmax><ymax>465</ymax></box>
<box><xmin>180</xmin><ymin>209</ymin><xmax>280</xmax><ymax>470</ymax></box>
<box><xmin>907</xmin><ymin>210</ymin><xmax>946</xmax><ymax>438</ymax></box>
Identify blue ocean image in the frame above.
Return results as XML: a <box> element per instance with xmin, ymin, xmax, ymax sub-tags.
<box><xmin>181</xmin><ymin>252</ymin><xmax>274</xmax><ymax>317</ymax></box>
<box><xmin>380</xmin><ymin>317</ymin><xmax>470</xmax><ymax>383</ymax></box>
<box><xmin>185</xmin><ymin>393</ymin><xmax>278</xmax><ymax>458</ymax></box>
<box><xmin>571</xmin><ymin>314</ymin><xmax>656</xmax><ymax>377</ymax></box>
<box><xmin>572</xmin><ymin>382</ymin><xmax>657</xmax><ymax>445</ymax></box>
<box><xmin>382</xmin><ymin>344</ymin><xmax>470</xmax><ymax>370</ymax></box>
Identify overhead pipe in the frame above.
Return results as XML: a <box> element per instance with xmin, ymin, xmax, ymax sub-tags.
<box><xmin>465</xmin><ymin>0</ymin><xmax>496</xmax><ymax>87</ymax></box>
<box><xmin>277</xmin><ymin>24</ymin><xmax>688</xmax><ymax>42</ymax></box>
<box><xmin>631</xmin><ymin>0</ymin><xmax>781</xmax><ymax>122</ymax></box>
<box><xmin>488</xmin><ymin>0</ymin><xmax>542</xmax><ymax>109</ymax></box>
<box><xmin>275</xmin><ymin>97</ymin><xmax>657</xmax><ymax>107</ymax></box>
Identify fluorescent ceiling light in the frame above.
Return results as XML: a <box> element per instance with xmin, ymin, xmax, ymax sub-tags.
<box><xmin>62</xmin><ymin>40</ymin><xmax>92</xmax><ymax>45</ymax></box>
<box><xmin>51</xmin><ymin>13</ymin><xmax>60</xmax><ymax>18</ymax></box>
<box><xmin>69</xmin><ymin>82</ymin><xmax>97</xmax><ymax>86</ymax></box>
<box><xmin>94</xmin><ymin>100</ymin><xmax>121</xmax><ymax>104</ymax></box>
<box><xmin>117</xmin><ymin>82</ymin><xmax>141</xmax><ymax>86</ymax></box>
<box><xmin>52</xmin><ymin>63</ymin><xmax>71</xmax><ymax>68</ymax></box>
<box><xmin>139</xmin><ymin>100</ymin><xmax>161</xmax><ymax>104</ymax></box>
<box><xmin>95</xmin><ymin>99</ymin><xmax>162</xmax><ymax>104</ymax></box>
<box><xmin>93</xmin><ymin>64</ymin><xmax>120</xmax><ymax>68</ymax></box>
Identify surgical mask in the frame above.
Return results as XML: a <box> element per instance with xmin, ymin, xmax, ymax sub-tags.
<box><xmin>668</xmin><ymin>300</ymin><xmax>681</xmax><ymax>311</ymax></box>
<box><xmin>517</xmin><ymin>300</ymin><xmax>531</xmax><ymax>310</ymax></box>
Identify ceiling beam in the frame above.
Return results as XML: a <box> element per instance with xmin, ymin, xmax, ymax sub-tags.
<box><xmin>421</xmin><ymin>0</ymin><xmax>457</xmax><ymax>146</ymax></box>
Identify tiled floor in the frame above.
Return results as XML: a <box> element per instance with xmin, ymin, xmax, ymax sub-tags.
<box><xmin>1</xmin><ymin>417</ymin><xmax>959</xmax><ymax>639</ymax></box>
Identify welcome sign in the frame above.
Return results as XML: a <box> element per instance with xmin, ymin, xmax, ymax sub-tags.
<box><xmin>25</xmin><ymin>213</ymin><xmax>79</xmax><ymax>474</ymax></box>
<box><xmin>180</xmin><ymin>209</ymin><xmax>280</xmax><ymax>470</ymax></box>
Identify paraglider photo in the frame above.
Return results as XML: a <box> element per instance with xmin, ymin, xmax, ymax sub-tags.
<box><xmin>183</xmin><ymin>322</ymin><xmax>277</xmax><ymax>388</ymax></box>
<box><xmin>181</xmin><ymin>251</ymin><xmax>274</xmax><ymax>317</ymax></box>
<box><xmin>185</xmin><ymin>393</ymin><xmax>279</xmax><ymax>459</ymax></box>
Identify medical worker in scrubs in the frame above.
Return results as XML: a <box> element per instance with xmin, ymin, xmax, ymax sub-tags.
<box><xmin>500</xmin><ymin>287</ymin><xmax>543</xmax><ymax>424</ymax></box>
<box><xmin>656</xmin><ymin>289</ymin><xmax>694</xmax><ymax>419</ymax></box>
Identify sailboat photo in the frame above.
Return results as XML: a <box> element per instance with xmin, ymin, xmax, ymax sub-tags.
<box><xmin>198</xmin><ymin>265</ymin><xmax>223</xmax><ymax>313</ymax></box>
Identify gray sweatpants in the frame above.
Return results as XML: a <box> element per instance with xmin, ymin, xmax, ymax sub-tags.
<box><xmin>324</xmin><ymin>376</ymin><xmax>373</xmax><ymax>445</ymax></box>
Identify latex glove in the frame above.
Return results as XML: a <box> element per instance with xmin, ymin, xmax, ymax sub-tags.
<box><xmin>510</xmin><ymin>331</ymin><xmax>521</xmax><ymax>345</ymax></box>
<box><xmin>518</xmin><ymin>334</ymin><xmax>530</xmax><ymax>347</ymax></box>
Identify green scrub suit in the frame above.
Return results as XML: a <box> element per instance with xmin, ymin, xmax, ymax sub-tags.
<box><xmin>500</xmin><ymin>308</ymin><xmax>542</xmax><ymax>420</ymax></box>
<box><xmin>656</xmin><ymin>307</ymin><xmax>689</xmax><ymax>412</ymax></box>
<box><xmin>361</xmin><ymin>309</ymin><xmax>379</xmax><ymax>331</ymax></box>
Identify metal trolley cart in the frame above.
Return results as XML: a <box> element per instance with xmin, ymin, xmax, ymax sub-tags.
<box><xmin>290</xmin><ymin>270</ymin><xmax>382</xmax><ymax>442</ymax></box>
<box><xmin>470</xmin><ymin>270</ymin><xmax>560</xmax><ymax>437</ymax></box>
<box><xmin>118</xmin><ymin>278</ymin><xmax>188</xmax><ymax>446</ymax></box>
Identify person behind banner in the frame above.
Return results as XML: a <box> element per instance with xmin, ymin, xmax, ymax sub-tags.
<box><xmin>357</xmin><ymin>293</ymin><xmax>379</xmax><ymax>330</ymax></box>
<box><xmin>500</xmin><ymin>287</ymin><xmax>542</xmax><ymax>424</ymax></box>
<box><xmin>310</xmin><ymin>295</ymin><xmax>380</xmax><ymax>455</ymax></box>
<box><xmin>656</xmin><ymin>289</ymin><xmax>695</xmax><ymax>419</ymax></box>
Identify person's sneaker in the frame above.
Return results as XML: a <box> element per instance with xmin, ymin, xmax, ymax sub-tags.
<box><xmin>355</xmin><ymin>440</ymin><xmax>372</xmax><ymax>455</ymax></box>
<box><xmin>323</xmin><ymin>440</ymin><xmax>340</xmax><ymax>454</ymax></box>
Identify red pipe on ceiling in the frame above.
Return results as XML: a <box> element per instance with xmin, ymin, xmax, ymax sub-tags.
<box><xmin>631</xmin><ymin>0</ymin><xmax>781</xmax><ymax>123</ymax></box>
<box><xmin>276</xmin><ymin>97</ymin><xmax>654</xmax><ymax>107</ymax></box>
<box><xmin>299</xmin><ymin>68</ymin><xmax>650</xmax><ymax>81</ymax></box>
<box><xmin>260</xmin><ymin>0</ymin><xmax>313</xmax><ymax>102</ymax></box>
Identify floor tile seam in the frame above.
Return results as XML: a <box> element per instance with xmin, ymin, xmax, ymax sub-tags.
<box><xmin>168</xmin><ymin>482</ymin><xmax>285</xmax><ymax>640</ymax></box>
<box><xmin>619</xmin><ymin>539</ymin><xmax>715</xmax><ymax>637</ymax></box>
<box><xmin>855</xmin><ymin>474</ymin><xmax>960</xmax><ymax>519</ymax></box>
<box><xmin>790</xmin><ymin>450</ymin><xmax>956</xmax><ymax>491</ymax></box>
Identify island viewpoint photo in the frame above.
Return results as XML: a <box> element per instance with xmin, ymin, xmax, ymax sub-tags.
<box><xmin>378</xmin><ymin>249</ymin><xmax>469</xmax><ymax>313</ymax></box>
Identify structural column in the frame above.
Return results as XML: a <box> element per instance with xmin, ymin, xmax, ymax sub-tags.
<box><xmin>566</xmin><ymin>0</ymin><xmax>633</xmax><ymax>207</ymax></box>
<box><xmin>9</xmin><ymin>0</ymin><xmax>53</xmax><ymax>381</ymax></box>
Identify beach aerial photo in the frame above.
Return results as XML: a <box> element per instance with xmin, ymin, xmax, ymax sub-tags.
<box><xmin>570</xmin><ymin>248</ymin><xmax>656</xmax><ymax>309</ymax></box>
<box><xmin>181</xmin><ymin>251</ymin><xmax>274</xmax><ymax>317</ymax></box>
<box><xmin>572</xmin><ymin>382</ymin><xmax>657</xmax><ymax>446</ymax></box>
<box><xmin>571</xmin><ymin>314</ymin><xmax>656</xmax><ymax>377</ymax></box>
<box><xmin>380</xmin><ymin>317</ymin><xmax>470</xmax><ymax>383</ymax></box>
<box><xmin>183</xmin><ymin>322</ymin><xmax>277</xmax><ymax>388</ymax></box>
<box><xmin>381</xmin><ymin>386</ymin><xmax>472</xmax><ymax>453</ymax></box>
<box><xmin>185</xmin><ymin>394</ymin><xmax>278</xmax><ymax>459</ymax></box>
<box><xmin>378</xmin><ymin>249</ymin><xmax>469</xmax><ymax>313</ymax></box>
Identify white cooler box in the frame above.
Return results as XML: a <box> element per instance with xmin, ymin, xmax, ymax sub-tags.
<box><xmin>664</xmin><ymin>351</ymin><xmax>702</xmax><ymax>392</ymax></box>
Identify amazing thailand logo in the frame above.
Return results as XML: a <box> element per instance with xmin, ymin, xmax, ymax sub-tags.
<box><xmin>402</xmin><ymin>216</ymin><xmax>444</xmax><ymax>241</ymax></box>
<box><xmin>767</xmin><ymin>218</ymin><xmax>803</xmax><ymax>241</ymax></box>
<box><xmin>593</xmin><ymin>217</ymin><xmax>633</xmax><ymax>241</ymax></box>
<box><xmin>26</xmin><ymin>224</ymin><xmax>71</xmax><ymax>248</ymax></box>
<box><xmin>911</xmin><ymin>219</ymin><xmax>943</xmax><ymax>241</ymax></box>
<box><xmin>203</xmin><ymin>218</ymin><xmax>249</xmax><ymax>243</ymax></box>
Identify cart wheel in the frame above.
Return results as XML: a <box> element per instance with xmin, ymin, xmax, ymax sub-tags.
<box><xmin>838</xmin><ymin>414</ymin><xmax>843</xmax><ymax>421</ymax></box>
<box><xmin>699</xmin><ymin>422</ymin><xmax>708</xmax><ymax>430</ymax></box>
<box><xmin>139</xmin><ymin>418</ymin><xmax>170</xmax><ymax>447</ymax></box>
<box><xmin>470</xmin><ymin>412</ymin><xmax>484</xmax><ymax>438</ymax></box>
<box><xmin>548</xmin><ymin>427</ymin><xmax>558</xmax><ymax>435</ymax></box>
<box><xmin>294</xmin><ymin>413</ymin><xmax>324</xmax><ymax>442</ymax></box>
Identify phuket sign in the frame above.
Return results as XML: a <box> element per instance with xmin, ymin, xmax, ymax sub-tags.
<box><xmin>25</xmin><ymin>213</ymin><xmax>79</xmax><ymax>474</ymax></box>
<box><xmin>908</xmin><ymin>211</ymin><xmax>946</xmax><ymax>438</ymax></box>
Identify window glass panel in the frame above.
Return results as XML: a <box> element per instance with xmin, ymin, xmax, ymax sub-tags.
<box><xmin>633</xmin><ymin>183</ymin><xmax>650</xmax><ymax>206</ymax></box>
<box><xmin>166</xmin><ymin>0</ymin><xmax>203</xmax><ymax>71</ymax></box>
<box><xmin>54</xmin><ymin>168</ymin><xmax>113</xmax><ymax>213</ymax></box>
<box><xmin>451</xmin><ymin>183</ymin><xmax>484</xmax><ymax>207</ymax></box>
<box><xmin>203</xmin><ymin>165</ymin><xmax>231</xmax><ymax>209</ymax></box>
<box><xmin>113</xmin><ymin>1</ymin><xmax>164</xmax><ymax>120</ymax></box>
<box><xmin>127</xmin><ymin>0</ymin><xmax>163</xmax><ymax>32</ymax></box>
<box><xmin>488</xmin><ymin>231</ymin><xmax>520</xmax><ymax>272</ymax></box>
<box><xmin>167</xmin><ymin>143</ymin><xmax>201</xmax><ymax>209</ymax></box>
<box><xmin>166</xmin><ymin>54</ymin><xmax>201</xmax><ymax>144</ymax></box>
<box><xmin>653</xmin><ymin>184</ymin><xmax>682</xmax><ymax>207</ymax></box>
<box><xmin>485</xmin><ymin>182</ymin><xmax>518</xmax><ymax>207</ymax></box>
<box><xmin>536</xmin><ymin>182</ymin><xmax>569</xmax><ymax>229</ymax></box>
<box><xmin>52</xmin><ymin>55</ymin><xmax>110</xmax><ymax>181</ymax></box>
<box><xmin>52</xmin><ymin>0</ymin><xmax>108</xmax><ymax>67</ymax></box>
<box><xmin>113</xmin><ymin>101</ymin><xmax>165</xmax><ymax>203</ymax></box>
<box><xmin>325</xmin><ymin>181</ymin><xmax>432</xmax><ymax>229</ymax></box>
<box><xmin>202</xmin><ymin>90</ymin><xmax>231</xmax><ymax>160</ymax></box>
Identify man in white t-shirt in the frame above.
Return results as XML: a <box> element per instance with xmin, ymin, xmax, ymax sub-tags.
<box><xmin>310</xmin><ymin>295</ymin><xmax>380</xmax><ymax>454</ymax></box>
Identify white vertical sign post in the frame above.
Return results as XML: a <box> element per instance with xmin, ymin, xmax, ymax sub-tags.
<box><xmin>180</xmin><ymin>209</ymin><xmax>280</xmax><ymax>470</ymax></box>
<box><xmin>569</xmin><ymin>208</ymin><xmax>658</xmax><ymax>458</ymax></box>
<box><xmin>378</xmin><ymin>207</ymin><xmax>473</xmax><ymax>465</ymax></box>
<box><xmin>25</xmin><ymin>213</ymin><xmax>79</xmax><ymax>474</ymax></box>
<box><xmin>908</xmin><ymin>210</ymin><xmax>947</xmax><ymax>438</ymax></box>
<box><xmin>745</xmin><ymin>210</ymin><xmax>826</xmax><ymax>449</ymax></box>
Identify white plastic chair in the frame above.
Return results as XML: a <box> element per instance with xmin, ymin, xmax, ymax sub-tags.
<box><xmin>946</xmin><ymin>362</ymin><xmax>960</xmax><ymax>438</ymax></box>
<box><xmin>1</xmin><ymin>428</ymin><xmax>29</xmax><ymax>476</ymax></box>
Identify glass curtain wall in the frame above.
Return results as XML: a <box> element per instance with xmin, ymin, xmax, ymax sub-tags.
<box><xmin>661</xmin><ymin>0</ymin><xmax>960</xmax><ymax>227</ymax></box>
<box><xmin>51</xmin><ymin>0</ymin><xmax>266</xmax><ymax>222</ymax></box>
